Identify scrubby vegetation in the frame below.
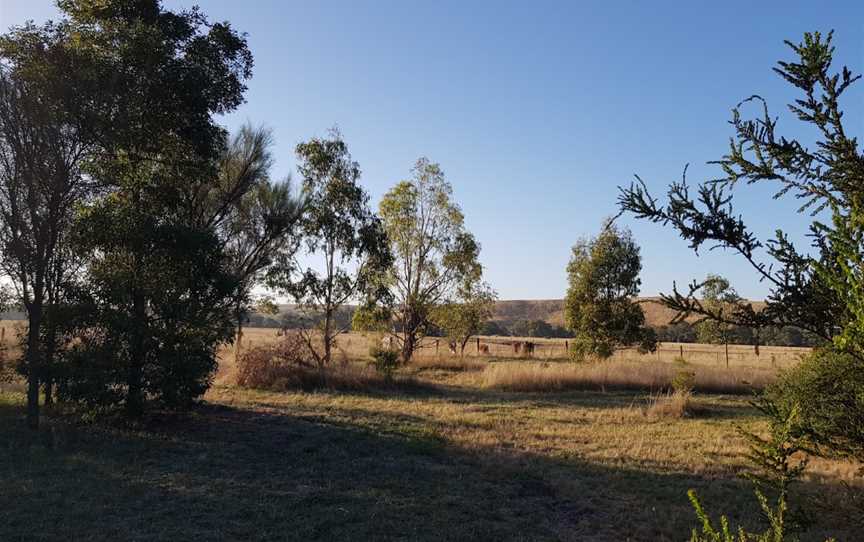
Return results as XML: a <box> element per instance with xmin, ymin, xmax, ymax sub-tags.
<box><xmin>0</xmin><ymin>1</ymin><xmax>860</xmax><ymax>540</ymax></box>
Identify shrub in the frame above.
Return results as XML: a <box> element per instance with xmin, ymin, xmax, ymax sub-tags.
<box><xmin>766</xmin><ymin>348</ymin><xmax>864</xmax><ymax>463</ymax></box>
<box><xmin>673</xmin><ymin>370</ymin><xmax>696</xmax><ymax>393</ymax></box>
<box><xmin>645</xmin><ymin>389</ymin><xmax>693</xmax><ymax>419</ymax></box>
<box><xmin>687</xmin><ymin>403</ymin><xmax>818</xmax><ymax>542</ymax></box>
<box><xmin>235</xmin><ymin>331</ymin><xmax>312</xmax><ymax>390</ymax></box>
<box><xmin>369</xmin><ymin>345</ymin><xmax>399</xmax><ymax>382</ymax></box>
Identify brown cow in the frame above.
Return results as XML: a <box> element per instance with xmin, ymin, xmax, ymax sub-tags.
<box><xmin>513</xmin><ymin>341</ymin><xmax>523</xmax><ymax>355</ymax></box>
<box><xmin>448</xmin><ymin>341</ymin><xmax>458</xmax><ymax>355</ymax></box>
<box><xmin>478</xmin><ymin>344</ymin><xmax>490</xmax><ymax>355</ymax></box>
<box><xmin>524</xmin><ymin>341</ymin><xmax>535</xmax><ymax>357</ymax></box>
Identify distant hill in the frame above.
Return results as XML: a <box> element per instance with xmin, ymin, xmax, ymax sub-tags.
<box><xmin>252</xmin><ymin>297</ymin><xmax>763</xmax><ymax>330</ymax></box>
<box><xmin>490</xmin><ymin>297</ymin><xmax>766</xmax><ymax>329</ymax></box>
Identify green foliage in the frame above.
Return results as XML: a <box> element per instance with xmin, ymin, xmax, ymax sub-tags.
<box><xmin>351</xmin><ymin>303</ymin><xmax>393</xmax><ymax>333</ymax></box>
<box><xmin>271</xmin><ymin>129</ymin><xmax>390</xmax><ymax>372</ymax></box>
<box><xmin>672</xmin><ymin>370</ymin><xmax>695</xmax><ymax>394</ymax></box>
<box><xmin>369</xmin><ymin>345</ymin><xmax>399</xmax><ymax>382</ymax></box>
<box><xmin>36</xmin><ymin>0</ymin><xmax>255</xmax><ymax>417</ymax></box>
<box><xmin>767</xmin><ymin>349</ymin><xmax>864</xmax><ymax>463</ymax></box>
<box><xmin>618</xmin><ymin>32</ymin><xmax>858</xmax><ymax>540</ymax></box>
<box><xmin>508</xmin><ymin>319</ymin><xmax>573</xmax><ymax>338</ymax></box>
<box><xmin>213</xmin><ymin>125</ymin><xmax>304</xmax><ymax>330</ymax></box>
<box><xmin>373</xmin><ymin>157</ymin><xmax>484</xmax><ymax>362</ymax></box>
<box><xmin>564</xmin><ymin>222</ymin><xmax>656</xmax><ymax>360</ymax></box>
<box><xmin>59</xmin><ymin>213</ymin><xmax>238</xmax><ymax>411</ymax></box>
<box><xmin>431</xmin><ymin>282</ymin><xmax>496</xmax><ymax>354</ymax></box>
<box><xmin>695</xmin><ymin>275</ymin><xmax>742</xmax><ymax>345</ymax></box>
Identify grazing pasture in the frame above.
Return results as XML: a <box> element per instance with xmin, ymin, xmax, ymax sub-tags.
<box><xmin>1</xmin><ymin>340</ymin><xmax>854</xmax><ymax>542</ymax></box>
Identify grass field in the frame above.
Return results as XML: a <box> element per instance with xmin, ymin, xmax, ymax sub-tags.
<box><xmin>229</xmin><ymin>328</ymin><xmax>810</xmax><ymax>370</ymax></box>
<box><xmin>1</xmin><ymin>342</ymin><xmax>858</xmax><ymax>541</ymax></box>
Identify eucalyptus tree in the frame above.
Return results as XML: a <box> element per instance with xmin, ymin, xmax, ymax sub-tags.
<box><xmin>372</xmin><ymin>157</ymin><xmax>484</xmax><ymax>363</ymax></box>
<box><xmin>563</xmin><ymin>222</ymin><xmax>656</xmax><ymax>360</ymax></box>
<box><xmin>278</xmin><ymin>130</ymin><xmax>390</xmax><ymax>378</ymax></box>
<box><xmin>432</xmin><ymin>281</ymin><xmax>497</xmax><ymax>356</ymax></box>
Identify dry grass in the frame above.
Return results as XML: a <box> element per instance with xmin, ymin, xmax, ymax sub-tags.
<box><xmin>644</xmin><ymin>390</ymin><xmax>697</xmax><ymax>419</ymax></box>
<box><xmin>237</xmin><ymin>359</ymin><xmax>422</xmax><ymax>392</ymax></box>
<box><xmin>481</xmin><ymin>360</ymin><xmax>776</xmax><ymax>394</ymax></box>
<box><xmin>224</xmin><ymin>327</ymin><xmax>809</xmax><ymax>369</ymax></box>
<box><xmin>2</xmin><ymin>367</ymin><xmax>859</xmax><ymax>540</ymax></box>
<box><xmin>411</xmin><ymin>356</ymin><xmax>488</xmax><ymax>372</ymax></box>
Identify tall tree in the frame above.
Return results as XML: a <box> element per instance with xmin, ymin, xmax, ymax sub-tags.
<box><xmin>563</xmin><ymin>222</ymin><xmax>656</xmax><ymax>360</ymax></box>
<box><xmin>278</xmin><ymin>130</ymin><xmax>390</xmax><ymax>378</ymax></box>
<box><xmin>200</xmin><ymin>125</ymin><xmax>304</xmax><ymax>362</ymax></box>
<box><xmin>0</xmin><ymin>27</ymin><xmax>95</xmax><ymax>428</ymax></box>
<box><xmin>693</xmin><ymin>274</ymin><xmax>742</xmax><ymax>366</ymax></box>
<box><xmin>52</xmin><ymin>0</ymin><xmax>253</xmax><ymax>417</ymax></box>
<box><xmin>374</xmin><ymin>157</ymin><xmax>484</xmax><ymax>363</ymax></box>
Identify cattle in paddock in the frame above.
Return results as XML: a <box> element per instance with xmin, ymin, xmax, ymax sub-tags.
<box><xmin>448</xmin><ymin>341</ymin><xmax>458</xmax><ymax>355</ymax></box>
<box><xmin>479</xmin><ymin>344</ymin><xmax>490</xmax><ymax>355</ymax></box>
<box><xmin>524</xmin><ymin>341</ymin><xmax>535</xmax><ymax>356</ymax></box>
<box><xmin>513</xmin><ymin>341</ymin><xmax>523</xmax><ymax>354</ymax></box>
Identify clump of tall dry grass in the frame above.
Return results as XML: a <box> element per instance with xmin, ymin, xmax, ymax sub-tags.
<box><xmin>644</xmin><ymin>389</ymin><xmax>695</xmax><ymax>419</ymax></box>
<box><xmin>412</xmin><ymin>356</ymin><xmax>487</xmax><ymax>372</ymax></box>
<box><xmin>481</xmin><ymin>360</ymin><xmax>776</xmax><ymax>394</ymax></box>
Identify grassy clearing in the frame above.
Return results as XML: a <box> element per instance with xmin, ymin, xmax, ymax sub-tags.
<box><xmin>0</xmin><ymin>364</ymin><xmax>857</xmax><ymax>541</ymax></box>
<box><xmin>480</xmin><ymin>360</ymin><xmax>777</xmax><ymax>394</ymax></box>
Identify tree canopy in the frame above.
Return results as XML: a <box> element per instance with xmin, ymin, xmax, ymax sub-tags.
<box><xmin>564</xmin><ymin>222</ymin><xmax>656</xmax><ymax>360</ymax></box>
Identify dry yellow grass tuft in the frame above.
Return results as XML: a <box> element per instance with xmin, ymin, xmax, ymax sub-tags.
<box><xmin>644</xmin><ymin>389</ymin><xmax>696</xmax><ymax>419</ymax></box>
<box><xmin>481</xmin><ymin>360</ymin><xmax>776</xmax><ymax>394</ymax></box>
<box><xmin>411</xmin><ymin>356</ymin><xmax>488</xmax><ymax>372</ymax></box>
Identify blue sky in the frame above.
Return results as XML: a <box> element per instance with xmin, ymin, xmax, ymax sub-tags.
<box><xmin>2</xmin><ymin>1</ymin><xmax>862</xmax><ymax>300</ymax></box>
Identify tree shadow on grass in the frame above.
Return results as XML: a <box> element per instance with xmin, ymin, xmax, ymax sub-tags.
<box><xmin>0</xmin><ymin>396</ymin><xmax>850</xmax><ymax>542</ymax></box>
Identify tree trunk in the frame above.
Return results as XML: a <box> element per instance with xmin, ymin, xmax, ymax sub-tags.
<box><xmin>401</xmin><ymin>332</ymin><xmax>416</xmax><ymax>364</ymax></box>
<box><xmin>126</xmin><ymin>290</ymin><xmax>146</xmax><ymax>418</ymax></box>
<box><xmin>25</xmin><ymin>302</ymin><xmax>43</xmax><ymax>430</ymax></box>
<box><xmin>42</xmin><ymin>306</ymin><xmax>57</xmax><ymax>407</ymax></box>
<box><xmin>234</xmin><ymin>301</ymin><xmax>244</xmax><ymax>364</ymax></box>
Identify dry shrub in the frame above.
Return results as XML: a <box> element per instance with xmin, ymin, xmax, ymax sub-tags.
<box><xmin>235</xmin><ymin>331</ymin><xmax>420</xmax><ymax>392</ymax></box>
<box><xmin>235</xmin><ymin>331</ymin><xmax>311</xmax><ymax>390</ymax></box>
<box><xmin>413</xmin><ymin>356</ymin><xmax>487</xmax><ymax>372</ymax></box>
<box><xmin>481</xmin><ymin>360</ymin><xmax>776</xmax><ymax>394</ymax></box>
<box><xmin>644</xmin><ymin>390</ymin><xmax>695</xmax><ymax>419</ymax></box>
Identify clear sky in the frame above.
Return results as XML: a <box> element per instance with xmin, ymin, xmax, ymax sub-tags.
<box><xmin>2</xmin><ymin>1</ymin><xmax>862</xmax><ymax>300</ymax></box>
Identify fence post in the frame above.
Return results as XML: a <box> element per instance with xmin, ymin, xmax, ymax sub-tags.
<box><xmin>679</xmin><ymin>344</ymin><xmax>684</xmax><ymax>359</ymax></box>
<box><xmin>476</xmin><ymin>337</ymin><xmax>480</xmax><ymax>354</ymax></box>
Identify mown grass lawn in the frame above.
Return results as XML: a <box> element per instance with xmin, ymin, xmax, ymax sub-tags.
<box><xmin>0</xmin><ymin>371</ymin><xmax>855</xmax><ymax>541</ymax></box>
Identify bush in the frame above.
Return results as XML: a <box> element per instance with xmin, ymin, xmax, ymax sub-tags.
<box><xmin>766</xmin><ymin>348</ymin><xmax>864</xmax><ymax>462</ymax></box>
<box><xmin>235</xmin><ymin>331</ymin><xmax>312</xmax><ymax>390</ymax></box>
<box><xmin>673</xmin><ymin>370</ymin><xmax>696</xmax><ymax>393</ymax></box>
<box><xmin>645</xmin><ymin>389</ymin><xmax>693</xmax><ymax>419</ymax></box>
<box><xmin>369</xmin><ymin>345</ymin><xmax>399</xmax><ymax>382</ymax></box>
